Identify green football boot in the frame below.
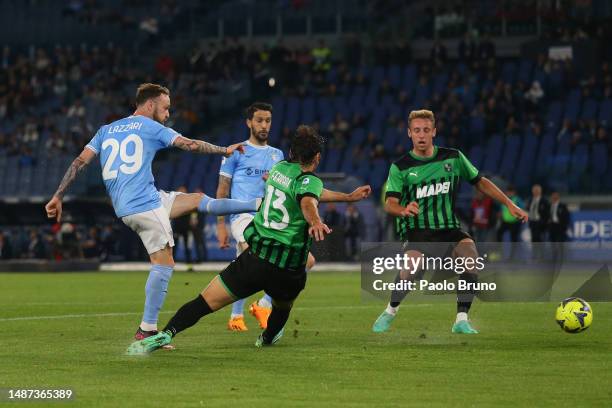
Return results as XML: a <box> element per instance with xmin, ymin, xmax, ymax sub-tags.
<box><xmin>126</xmin><ymin>330</ymin><xmax>172</xmax><ymax>355</ymax></box>
<box><xmin>451</xmin><ymin>320</ymin><xmax>479</xmax><ymax>334</ymax></box>
<box><xmin>372</xmin><ymin>310</ymin><xmax>396</xmax><ymax>333</ymax></box>
<box><xmin>255</xmin><ymin>328</ymin><xmax>284</xmax><ymax>347</ymax></box>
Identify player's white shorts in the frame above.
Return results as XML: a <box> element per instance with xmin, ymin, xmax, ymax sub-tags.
<box><xmin>230</xmin><ymin>213</ymin><xmax>254</xmax><ymax>256</ymax></box>
<box><xmin>121</xmin><ymin>190</ymin><xmax>183</xmax><ymax>254</ymax></box>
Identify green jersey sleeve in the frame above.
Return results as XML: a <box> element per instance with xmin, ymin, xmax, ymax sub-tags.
<box><xmin>457</xmin><ymin>151</ymin><xmax>481</xmax><ymax>184</ymax></box>
<box><xmin>385</xmin><ymin>163</ymin><xmax>403</xmax><ymax>199</ymax></box>
<box><xmin>296</xmin><ymin>174</ymin><xmax>323</xmax><ymax>202</ymax></box>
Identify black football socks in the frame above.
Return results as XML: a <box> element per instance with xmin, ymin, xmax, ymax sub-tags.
<box><xmin>163</xmin><ymin>294</ymin><xmax>213</xmax><ymax>337</ymax></box>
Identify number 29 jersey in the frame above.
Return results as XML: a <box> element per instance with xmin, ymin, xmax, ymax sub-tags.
<box><xmin>85</xmin><ymin>115</ymin><xmax>179</xmax><ymax>218</ymax></box>
<box><xmin>243</xmin><ymin>160</ymin><xmax>323</xmax><ymax>269</ymax></box>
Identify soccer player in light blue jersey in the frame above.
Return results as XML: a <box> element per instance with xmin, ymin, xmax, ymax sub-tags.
<box><xmin>45</xmin><ymin>83</ymin><xmax>262</xmax><ymax>342</ymax></box>
<box><xmin>216</xmin><ymin>102</ymin><xmax>372</xmax><ymax>331</ymax></box>
<box><xmin>216</xmin><ymin>103</ymin><xmax>298</xmax><ymax>331</ymax></box>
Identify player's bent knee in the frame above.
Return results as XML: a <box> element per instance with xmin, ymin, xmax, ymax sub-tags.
<box><xmin>271</xmin><ymin>298</ymin><xmax>294</xmax><ymax>310</ymax></box>
<box><xmin>306</xmin><ymin>253</ymin><xmax>316</xmax><ymax>270</ymax></box>
<box><xmin>150</xmin><ymin>245</ymin><xmax>175</xmax><ymax>267</ymax></box>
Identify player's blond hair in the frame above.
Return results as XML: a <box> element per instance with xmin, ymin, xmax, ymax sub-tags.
<box><xmin>135</xmin><ymin>83</ymin><xmax>170</xmax><ymax>106</ymax></box>
<box><xmin>408</xmin><ymin>109</ymin><xmax>435</xmax><ymax>128</ymax></box>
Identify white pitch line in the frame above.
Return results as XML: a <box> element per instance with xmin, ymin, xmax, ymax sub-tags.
<box><xmin>0</xmin><ymin>304</ymin><xmax>426</xmax><ymax>322</ymax></box>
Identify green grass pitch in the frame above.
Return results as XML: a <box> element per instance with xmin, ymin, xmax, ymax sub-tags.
<box><xmin>1</xmin><ymin>271</ymin><xmax>611</xmax><ymax>407</ymax></box>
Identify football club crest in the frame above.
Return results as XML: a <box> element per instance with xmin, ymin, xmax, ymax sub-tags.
<box><xmin>444</xmin><ymin>163</ymin><xmax>452</xmax><ymax>172</ymax></box>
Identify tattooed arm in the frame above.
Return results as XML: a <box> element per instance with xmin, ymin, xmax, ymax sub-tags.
<box><xmin>45</xmin><ymin>148</ymin><xmax>97</xmax><ymax>222</ymax></box>
<box><xmin>215</xmin><ymin>175</ymin><xmax>232</xmax><ymax>249</ymax></box>
<box><xmin>172</xmin><ymin>136</ymin><xmax>244</xmax><ymax>157</ymax></box>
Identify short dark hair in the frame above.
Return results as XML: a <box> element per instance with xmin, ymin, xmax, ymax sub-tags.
<box><xmin>246</xmin><ymin>102</ymin><xmax>273</xmax><ymax>120</ymax></box>
<box><xmin>289</xmin><ymin>125</ymin><xmax>324</xmax><ymax>165</ymax></box>
<box><xmin>135</xmin><ymin>83</ymin><xmax>170</xmax><ymax>106</ymax></box>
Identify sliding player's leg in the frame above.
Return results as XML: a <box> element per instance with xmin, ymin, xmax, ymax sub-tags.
<box><xmin>127</xmin><ymin>250</ymin><xmax>265</xmax><ymax>355</ymax></box>
<box><xmin>256</xmin><ymin>261</ymin><xmax>307</xmax><ymax>347</ymax></box>
<box><xmin>372</xmin><ymin>249</ymin><xmax>424</xmax><ymax>333</ymax></box>
<box><xmin>451</xmin><ymin>237</ymin><xmax>479</xmax><ymax>334</ymax></box>
<box><xmin>250</xmin><ymin>252</ymin><xmax>315</xmax><ymax>329</ymax></box>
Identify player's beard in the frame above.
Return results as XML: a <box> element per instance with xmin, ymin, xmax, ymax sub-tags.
<box><xmin>153</xmin><ymin>112</ymin><xmax>167</xmax><ymax>124</ymax></box>
<box><xmin>252</xmin><ymin>130</ymin><xmax>269</xmax><ymax>144</ymax></box>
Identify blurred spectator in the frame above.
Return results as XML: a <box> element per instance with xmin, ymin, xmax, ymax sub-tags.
<box><xmin>82</xmin><ymin>226</ymin><xmax>101</xmax><ymax>258</ymax></box>
<box><xmin>67</xmin><ymin>99</ymin><xmax>86</xmax><ymax>118</ymax></box>
<box><xmin>172</xmin><ymin>186</ymin><xmax>193</xmax><ymax>263</ymax></box>
<box><xmin>458</xmin><ymin>33</ymin><xmax>476</xmax><ymax>62</ymax></box>
<box><xmin>470</xmin><ymin>190</ymin><xmax>493</xmax><ymax>242</ymax></box>
<box><xmin>59</xmin><ymin>220</ymin><xmax>83</xmax><ymax>259</ymax></box>
<box><xmin>0</xmin><ymin>231</ymin><xmax>13</xmax><ymax>260</ymax></box>
<box><xmin>312</xmin><ymin>39</ymin><xmax>331</xmax><ymax>72</ymax></box>
<box><xmin>190</xmin><ymin>188</ymin><xmax>207</xmax><ymax>263</ymax></box>
<box><xmin>549</xmin><ymin>192</ymin><xmax>570</xmax><ymax>242</ymax></box>
<box><xmin>430</xmin><ymin>40</ymin><xmax>448</xmax><ymax>66</ymax></box>
<box><xmin>323</xmin><ymin>203</ymin><xmax>343</xmax><ymax>228</ymax></box>
<box><xmin>527</xmin><ymin>184</ymin><xmax>549</xmax><ymax>259</ymax></box>
<box><xmin>557</xmin><ymin>119</ymin><xmax>572</xmax><ymax>141</ymax></box>
<box><xmin>477</xmin><ymin>34</ymin><xmax>496</xmax><ymax>60</ymax></box>
<box><xmin>496</xmin><ymin>186</ymin><xmax>523</xmax><ymax>244</ymax></box>
<box><xmin>27</xmin><ymin>229</ymin><xmax>46</xmax><ymax>259</ymax></box>
<box><xmin>524</xmin><ymin>81</ymin><xmax>545</xmax><ymax>110</ymax></box>
<box><xmin>344</xmin><ymin>204</ymin><xmax>364</xmax><ymax>259</ymax></box>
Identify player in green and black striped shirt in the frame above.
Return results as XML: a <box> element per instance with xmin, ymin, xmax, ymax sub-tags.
<box><xmin>127</xmin><ymin>125</ymin><xmax>369</xmax><ymax>353</ymax></box>
<box><xmin>372</xmin><ymin>109</ymin><xmax>528</xmax><ymax>334</ymax></box>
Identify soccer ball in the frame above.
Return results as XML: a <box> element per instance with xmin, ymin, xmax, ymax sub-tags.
<box><xmin>555</xmin><ymin>297</ymin><xmax>593</xmax><ymax>333</ymax></box>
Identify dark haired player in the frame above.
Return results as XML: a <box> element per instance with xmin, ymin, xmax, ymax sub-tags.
<box><xmin>127</xmin><ymin>125</ymin><xmax>348</xmax><ymax>353</ymax></box>
<box><xmin>45</xmin><ymin>83</ymin><xmax>263</xmax><ymax>341</ymax></box>
<box><xmin>372</xmin><ymin>109</ymin><xmax>528</xmax><ymax>334</ymax></box>
<box><xmin>218</xmin><ymin>102</ymin><xmax>371</xmax><ymax>332</ymax></box>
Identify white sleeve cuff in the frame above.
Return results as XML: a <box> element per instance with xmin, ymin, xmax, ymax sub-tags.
<box><xmin>85</xmin><ymin>144</ymin><xmax>98</xmax><ymax>154</ymax></box>
<box><xmin>168</xmin><ymin>134</ymin><xmax>180</xmax><ymax>147</ymax></box>
<box><xmin>219</xmin><ymin>171</ymin><xmax>233</xmax><ymax>179</ymax></box>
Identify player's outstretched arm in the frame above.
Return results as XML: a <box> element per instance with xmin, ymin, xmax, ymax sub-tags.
<box><xmin>319</xmin><ymin>185</ymin><xmax>372</xmax><ymax>203</ymax></box>
<box><xmin>300</xmin><ymin>196</ymin><xmax>332</xmax><ymax>241</ymax></box>
<box><xmin>475</xmin><ymin>177</ymin><xmax>528</xmax><ymax>222</ymax></box>
<box><xmin>173</xmin><ymin>136</ymin><xmax>244</xmax><ymax>157</ymax></box>
<box><xmin>216</xmin><ymin>174</ymin><xmax>232</xmax><ymax>249</ymax></box>
<box><xmin>384</xmin><ymin>197</ymin><xmax>419</xmax><ymax>217</ymax></box>
<box><xmin>45</xmin><ymin>148</ymin><xmax>96</xmax><ymax>222</ymax></box>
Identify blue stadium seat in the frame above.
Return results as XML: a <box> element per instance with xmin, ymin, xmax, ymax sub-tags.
<box><xmin>515</xmin><ymin>133</ymin><xmax>539</xmax><ymax>189</ymax></box>
<box><xmin>468</xmin><ymin>145</ymin><xmax>484</xmax><ymax>169</ymax></box>
<box><xmin>498</xmin><ymin>135</ymin><xmax>522</xmax><ymax>182</ymax></box>
<box><xmin>347</xmin><ymin>128</ymin><xmax>366</xmax><ymax>149</ymax></box>
<box><xmin>581</xmin><ymin>98</ymin><xmax>599</xmax><ymax>121</ymax></box>
<box><xmin>413</xmin><ymin>83</ymin><xmax>430</xmax><ymax>107</ymax></box>
<box><xmin>285</xmin><ymin>97</ymin><xmax>301</xmax><ymax>129</ymax></box>
<box><xmin>387</xmin><ymin>65</ymin><xmax>401</xmax><ymax>88</ymax></box>
<box><xmin>370</xmin><ymin>158</ymin><xmax>388</xmax><ymax>194</ymax></box>
<box><xmin>372</xmin><ymin>65</ymin><xmax>385</xmax><ymax>85</ymax></box>
<box><xmin>382</xmin><ymin>127</ymin><xmax>399</xmax><ymax>152</ymax></box>
<box><xmin>481</xmin><ymin>134</ymin><xmax>504</xmax><ymax>174</ymax></box>
<box><xmin>469</xmin><ymin>115</ymin><xmax>485</xmax><ymax>137</ymax></box>
<box><xmin>432</xmin><ymin>72</ymin><xmax>449</xmax><ymax>95</ymax></box>
<box><xmin>563</xmin><ymin>88</ymin><xmax>581</xmax><ymax>123</ymax></box>
<box><xmin>501</xmin><ymin>61</ymin><xmax>516</xmax><ymax>84</ymax></box>
<box><xmin>591</xmin><ymin>142</ymin><xmax>608</xmax><ymax>177</ymax></box>
<box><xmin>302</xmin><ymin>97</ymin><xmax>316</xmax><ymax>124</ymax></box>
<box><xmin>598</xmin><ymin>99</ymin><xmax>612</xmax><ymax>127</ymax></box>
<box><xmin>400</xmin><ymin>64</ymin><xmax>417</xmax><ymax>93</ymax></box>
<box><xmin>517</xmin><ymin>59</ymin><xmax>533</xmax><ymax>84</ymax></box>
<box><xmin>545</xmin><ymin>101</ymin><xmax>563</xmax><ymax>130</ymax></box>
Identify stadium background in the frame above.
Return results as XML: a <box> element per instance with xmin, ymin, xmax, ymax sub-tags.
<box><xmin>0</xmin><ymin>0</ymin><xmax>611</xmax><ymax>266</ymax></box>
